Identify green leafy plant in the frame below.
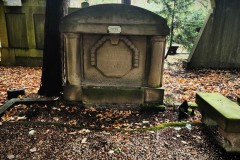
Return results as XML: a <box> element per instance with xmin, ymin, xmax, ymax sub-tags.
<box><xmin>151</xmin><ymin>0</ymin><xmax>208</xmax><ymax>52</ymax></box>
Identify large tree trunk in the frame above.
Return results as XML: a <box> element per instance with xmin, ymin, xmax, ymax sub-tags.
<box><xmin>38</xmin><ymin>0</ymin><xmax>69</xmax><ymax>96</ymax></box>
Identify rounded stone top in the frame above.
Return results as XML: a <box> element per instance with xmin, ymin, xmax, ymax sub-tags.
<box><xmin>60</xmin><ymin>4</ymin><xmax>170</xmax><ymax>36</ymax></box>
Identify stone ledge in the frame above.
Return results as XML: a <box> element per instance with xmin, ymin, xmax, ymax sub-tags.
<box><xmin>82</xmin><ymin>87</ymin><xmax>144</xmax><ymax>104</ymax></box>
<box><xmin>144</xmin><ymin>87</ymin><xmax>164</xmax><ymax>104</ymax></box>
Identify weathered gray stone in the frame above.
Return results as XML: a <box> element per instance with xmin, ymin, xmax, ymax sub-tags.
<box><xmin>60</xmin><ymin>4</ymin><xmax>169</xmax><ymax>35</ymax></box>
<box><xmin>95</xmin><ymin>36</ymin><xmax>134</xmax><ymax>77</ymax></box>
<box><xmin>144</xmin><ymin>87</ymin><xmax>164</xmax><ymax>103</ymax></box>
<box><xmin>187</xmin><ymin>0</ymin><xmax>240</xmax><ymax>69</ymax></box>
<box><xmin>220</xmin><ymin>129</ymin><xmax>240</xmax><ymax>153</ymax></box>
<box><xmin>0</xmin><ymin>0</ymin><xmax>46</xmax><ymax>66</ymax></box>
<box><xmin>60</xmin><ymin>4</ymin><xmax>169</xmax><ymax>104</ymax></box>
<box><xmin>148</xmin><ymin>36</ymin><xmax>166</xmax><ymax>87</ymax></box>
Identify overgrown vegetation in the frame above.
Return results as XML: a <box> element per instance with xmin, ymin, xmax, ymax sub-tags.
<box><xmin>151</xmin><ymin>0</ymin><xmax>208</xmax><ymax>51</ymax></box>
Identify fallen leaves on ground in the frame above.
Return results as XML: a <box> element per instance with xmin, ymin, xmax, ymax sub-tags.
<box><xmin>1</xmin><ymin>103</ymin><xmax>199</xmax><ymax>131</ymax></box>
<box><xmin>1</xmin><ymin>57</ymin><xmax>239</xmax><ymax>106</ymax></box>
<box><xmin>1</xmin><ymin>55</ymin><xmax>240</xmax><ymax>159</ymax></box>
<box><xmin>163</xmin><ymin>64</ymin><xmax>240</xmax><ymax>104</ymax></box>
<box><xmin>0</xmin><ymin>66</ymin><xmax>41</xmax><ymax>105</ymax></box>
<box><xmin>1</xmin><ymin>123</ymin><xmax>239</xmax><ymax>159</ymax></box>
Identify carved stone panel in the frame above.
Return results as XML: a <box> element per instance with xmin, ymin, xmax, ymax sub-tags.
<box><xmin>96</xmin><ymin>41</ymin><xmax>132</xmax><ymax>77</ymax></box>
<box><xmin>83</xmin><ymin>34</ymin><xmax>146</xmax><ymax>87</ymax></box>
<box><xmin>90</xmin><ymin>35</ymin><xmax>139</xmax><ymax>78</ymax></box>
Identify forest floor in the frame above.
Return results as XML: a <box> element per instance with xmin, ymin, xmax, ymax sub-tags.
<box><xmin>0</xmin><ymin>54</ymin><xmax>240</xmax><ymax>159</ymax></box>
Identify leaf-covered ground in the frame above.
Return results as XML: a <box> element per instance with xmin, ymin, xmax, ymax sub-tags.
<box><xmin>0</xmin><ymin>54</ymin><xmax>240</xmax><ymax>159</ymax></box>
<box><xmin>163</xmin><ymin>55</ymin><xmax>240</xmax><ymax>104</ymax></box>
<box><xmin>1</xmin><ymin>122</ymin><xmax>239</xmax><ymax>160</ymax></box>
<box><xmin>1</xmin><ymin>55</ymin><xmax>239</xmax><ymax>106</ymax></box>
<box><xmin>0</xmin><ymin>66</ymin><xmax>41</xmax><ymax>105</ymax></box>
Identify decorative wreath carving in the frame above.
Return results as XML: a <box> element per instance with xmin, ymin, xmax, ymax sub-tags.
<box><xmin>90</xmin><ymin>36</ymin><xmax>139</xmax><ymax>68</ymax></box>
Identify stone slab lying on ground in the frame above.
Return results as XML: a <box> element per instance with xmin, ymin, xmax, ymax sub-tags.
<box><xmin>0</xmin><ymin>98</ymin><xmax>58</xmax><ymax>117</ymax></box>
<box><xmin>196</xmin><ymin>93</ymin><xmax>240</xmax><ymax>132</ymax></box>
<box><xmin>196</xmin><ymin>92</ymin><xmax>240</xmax><ymax>152</ymax></box>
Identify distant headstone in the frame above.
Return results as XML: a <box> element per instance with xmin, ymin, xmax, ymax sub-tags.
<box><xmin>7</xmin><ymin>89</ymin><xmax>25</xmax><ymax>99</ymax></box>
<box><xmin>167</xmin><ymin>46</ymin><xmax>179</xmax><ymax>55</ymax></box>
<box><xmin>81</xmin><ymin>2</ymin><xmax>89</xmax><ymax>8</ymax></box>
<box><xmin>3</xmin><ymin>0</ymin><xmax>22</xmax><ymax>6</ymax></box>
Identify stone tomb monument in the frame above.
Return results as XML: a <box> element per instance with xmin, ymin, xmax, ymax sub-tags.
<box><xmin>60</xmin><ymin>4</ymin><xmax>169</xmax><ymax>104</ymax></box>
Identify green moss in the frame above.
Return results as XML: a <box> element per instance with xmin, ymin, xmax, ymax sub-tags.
<box><xmin>2</xmin><ymin>121</ymin><xmax>101</xmax><ymax>131</ymax></box>
<box><xmin>140</xmin><ymin>104</ymin><xmax>166</xmax><ymax>112</ymax></box>
<box><xmin>83</xmin><ymin>87</ymin><xmax>143</xmax><ymax>100</ymax></box>
<box><xmin>189</xmin><ymin>102</ymin><xmax>198</xmax><ymax>108</ymax></box>
<box><xmin>2</xmin><ymin>121</ymin><xmax>202</xmax><ymax>133</ymax></box>
<box><xmin>148</xmin><ymin>122</ymin><xmax>186</xmax><ymax>130</ymax></box>
<box><xmin>135</xmin><ymin>122</ymin><xmax>201</xmax><ymax>132</ymax></box>
<box><xmin>197</xmin><ymin>93</ymin><xmax>240</xmax><ymax>119</ymax></box>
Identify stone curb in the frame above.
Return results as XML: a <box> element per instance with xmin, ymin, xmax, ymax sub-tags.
<box><xmin>0</xmin><ymin>98</ymin><xmax>59</xmax><ymax>117</ymax></box>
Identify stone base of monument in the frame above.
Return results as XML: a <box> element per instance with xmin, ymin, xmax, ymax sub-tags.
<box><xmin>63</xmin><ymin>85</ymin><xmax>164</xmax><ymax>105</ymax></box>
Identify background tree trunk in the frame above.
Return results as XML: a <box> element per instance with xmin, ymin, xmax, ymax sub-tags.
<box><xmin>38</xmin><ymin>0</ymin><xmax>69</xmax><ymax>96</ymax></box>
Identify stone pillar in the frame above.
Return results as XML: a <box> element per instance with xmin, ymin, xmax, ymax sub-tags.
<box><xmin>148</xmin><ymin>36</ymin><xmax>166</xmax><ymax>87</ymax></box>
<box><xmin>65</xmin><ymin>33</ymin><xmax>81</xmax><ymax>85</ymax></box>
<box><xmin>64</xmin><ymin>33</ymin><xmax>82</xmax><ymax>101</ymax></box>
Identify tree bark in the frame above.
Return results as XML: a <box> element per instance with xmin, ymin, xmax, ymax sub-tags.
<box><xmin>38</xmin><ymin>0</ymin><xmax>69</xmax><ymax>96</ymax></box>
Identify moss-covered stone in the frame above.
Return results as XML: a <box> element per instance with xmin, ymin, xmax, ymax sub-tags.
<box><xmin>196</xmin><ymin>92</ymin><xmax>240</xmax><ymax>132</ymax></box>
<box><xmin>82</xmin><ymin>87</ymin><xmax>144</xmax><ymax>104</ymax></box>
<box><xmin>197</xmin><ymin>93</ymin><xmax>240</xmax><ymax>119</ymax></box>
<box><xmin>189</xmin><ymin>102</ymin><xmax>198</xmax><ymax>108</ymax></box>
<box><xmin>140</xmin><ymin>104</ymin><xmax>165</xmax><ymax>112</ymax></box>
<box><xmin>188</xmin><ymin>102</ymin><xmax>198</xmax><ymax>116</ymax></box>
